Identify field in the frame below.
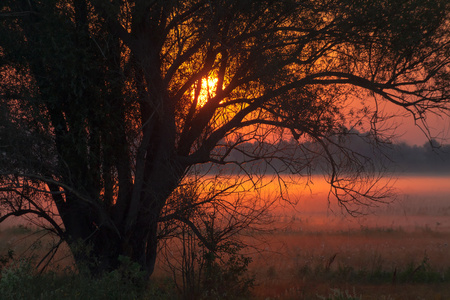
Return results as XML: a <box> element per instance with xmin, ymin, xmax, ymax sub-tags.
<box><xmin>243</xmin><ymin>176</ymin><xmax>450</xmax><ymax>299</ymax></box>
<box><xmin>245</xmin><ymin>218</ymin><xmax>450</xmax><ymax>299</ymax></box>
<box><xmin>1</xmin><ymin>176</ymin><xmax>450</xmax><ymax>299</ymax></box>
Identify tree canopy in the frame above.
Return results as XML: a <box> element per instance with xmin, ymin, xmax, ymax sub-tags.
<box><xmin>1</xmin><ymin>0</ymin><xmax>449</xmax><ymax>276</ymax></box>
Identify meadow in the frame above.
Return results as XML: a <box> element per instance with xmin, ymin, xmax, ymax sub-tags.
<box><xmin>245</xmin><ymin>218</ymin><xmax>450</xmax><ymax>299</ymax></box>
<box><xmin>239</xmin><ymin>175</ymin><xmax>450</xmax><ymax>299</ymax></box>
<box><xmin>1</xmin><ymin>175</ymin><xmax>449</xmax><ymax>299</ymax></box>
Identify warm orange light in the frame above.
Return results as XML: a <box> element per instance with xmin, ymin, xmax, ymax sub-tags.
<box><xmin>192</xmin><ymin>77</ymin><xmax>218</xmax><ymax>108</ymax></box>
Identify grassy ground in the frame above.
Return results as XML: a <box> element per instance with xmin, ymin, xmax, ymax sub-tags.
<box><xmin>1</xmin><ymin>218</ymin><xmax>450</xmax><ymax>299</ymax></box>
<box><xmin>245</xmin><ymin>223</ymin><xmax>450</xmax><ymax>299</ymax></box>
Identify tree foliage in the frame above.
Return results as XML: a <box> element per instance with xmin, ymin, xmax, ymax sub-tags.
<box><xmin>1</xmin><ymin>0</ymin><xmax>449</xmax><ymax>276</ymax></box>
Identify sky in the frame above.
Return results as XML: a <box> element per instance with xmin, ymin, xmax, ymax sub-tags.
<box><xmin>391</xmin><ymin>112</ymin><xmax>450</xmax><ymax>146</ymax></box>
<box><xmin>351</xmin><ymin>95</ymin><xmax>450</xmax><ymax>146</ymax></box>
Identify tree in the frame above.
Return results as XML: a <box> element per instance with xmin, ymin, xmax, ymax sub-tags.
<box><xmin>1</xmin><ymin>0</ymin><xmax>449</xmax><ymax>277</ymax></box>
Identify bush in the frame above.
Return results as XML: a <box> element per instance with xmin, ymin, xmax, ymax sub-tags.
<box><xmin>163</xmin><ymin>227</ymin><xmax>255</xmax><ymax>300</ymax></box>
<box><xmin>201</xmin><ymin>243</ymin><xmax>254</xmax><ymax>299</ymax></box>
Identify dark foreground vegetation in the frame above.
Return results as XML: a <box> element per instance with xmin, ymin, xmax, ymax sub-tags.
<box><xmin>1</xmin><ymin>247</ymin><xmax>450</xmax><ymax>300</ymax></box>
<box><xmin>1</xmin><ymin>259</ymin><xmax>449</xmax><ymax>299</ymax></box>
<box><xmin>1</xmin><ymin>224</ymin><xmax>450</xmax><ymax>300</ymax></box>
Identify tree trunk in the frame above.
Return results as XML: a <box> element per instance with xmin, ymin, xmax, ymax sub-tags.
<box><xmin>63</xmin><ymin>214</ymin><xmax>161</xmax><ymax>277</ymax></box>
<box><xmin>60</xmin><ymin>171</ymin><xmax>181</xmax><ymax>277</ymax></box>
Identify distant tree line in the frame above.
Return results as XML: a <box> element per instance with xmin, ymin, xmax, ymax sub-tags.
<box><xmin>202</xmin><ymin>133</ymin><xmax>450</xmax><ymax>175</ymax></box>
<box><xmin>388</xmin><ymin>141</ymin><xmax>450</xmax><ymax>174</ymax></box>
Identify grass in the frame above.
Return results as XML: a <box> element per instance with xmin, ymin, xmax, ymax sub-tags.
<box><xmin>2</xmin><ymin>219</ymin><xmax>450</xmax><ymax>299</ymax></box>
<box><xmin>246</xmin><ymin>222</ymin><xmax>450</xmax><ymax>299</ymax></box>
<box><xmin>0</xmin><ymin>259</ymin><xmax>178</xmax><ymax>300</ymax></box>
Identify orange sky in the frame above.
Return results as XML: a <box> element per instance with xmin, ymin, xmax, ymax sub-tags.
<box><xmin>387</xmin><ymin>107</ymin><xmax>450</xmax><ymax>146</ymax></box>
<box><xmin>347</xmin><ymin>93</ymin><xmax>450</xmax><ymax>146</ymax></box>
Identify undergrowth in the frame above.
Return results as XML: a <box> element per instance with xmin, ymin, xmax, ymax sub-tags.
<box><xmin>0</xmin><ymin>255</ymin><xmax>176</xmax><ymax>300</ymax></box>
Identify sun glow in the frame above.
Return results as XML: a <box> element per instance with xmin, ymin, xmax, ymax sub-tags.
<box><xmin>191</xmin><ymin>77</ymin><xmax>218</xmax><ymax>108</ymax></box>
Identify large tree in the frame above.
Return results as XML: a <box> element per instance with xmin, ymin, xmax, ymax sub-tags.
<box><xmin>1</xmin><ymin>0</ymin><xmax>449</xmax><ymax>276</ymax></box>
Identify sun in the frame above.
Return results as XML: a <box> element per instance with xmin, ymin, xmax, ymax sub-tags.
<box><xmin>191</xmin><ymin>77</ymin><xmax>218</xmax><ymax>108</ymax></box>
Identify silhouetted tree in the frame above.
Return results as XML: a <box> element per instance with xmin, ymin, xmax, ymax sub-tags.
<box><xmin>1</xmin><ymin>0</ymin><xmax>449</xmax><ymax>276</ymax></box>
